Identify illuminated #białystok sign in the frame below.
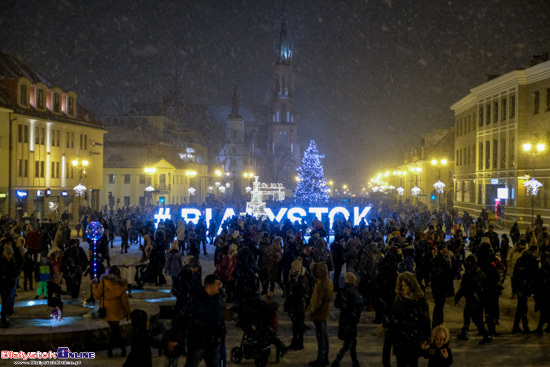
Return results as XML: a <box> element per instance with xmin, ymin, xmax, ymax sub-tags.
<box><xmin>154</xmin><ymin>206</ymin><xmax>372</xmax><ymax>235</ymax></box>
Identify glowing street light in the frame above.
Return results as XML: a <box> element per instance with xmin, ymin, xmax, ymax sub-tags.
<box><xmin>523</xmin><ymin>141</ymin><xmax>546</xmax><ymax>225</ymax></box>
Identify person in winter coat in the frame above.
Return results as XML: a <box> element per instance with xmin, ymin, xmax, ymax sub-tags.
<box><xmin>0</xmin><ymin>246</ymin><xmax>17</xmax><ymax>328</ymax></box>
<box><xmin>307</xmin><ymin>262</ymin><xmax>333</xmax><ymax>367</ymax></box>
<box><xmin>123</xmin><ymin>309</ymin><xmax>152</xmax><ymax>367</ymax></box>
<box><xmin>510</xmin><ymin>222</ymin><xmax>521</xmax><ymax>245</ymax></box>
<box><xmin>421</xmin><ymin>325</ymin><xmax>453</xmax><ymax>367</ymax></box>
<box><xmin>454</xmin><ymin>255</ymin><xmax>492</xmax><ymax>344</ymax></box>
<box><xmin>92</xmin><ymin>265</ymin><xmax>132</xmax><ymax>358</ymax></box>
<box><xmin>507</xmin><ymin>239</ymin><xmax>526</xmax><ymax>294</ymax></box>
<box><xmin>266</xmin><ymin>237</ymin><xmax>284</xmax><ymax>293</ymax></box>
<box><xmin>285</xmin><ymin>257</ymin><xmax>308</xmax><ymax>351</ymax></box>
<box><xmin>172</xmin><ymin>255</ymin><xmax>202</xmax><ymax>309</ymax></box>
<box><xmin>331</xmin><ymin>237</ymin><xmax>346</xmax><ymax>290</ymax></box>
<box><xmin>512</xmin><ymin>246</ymin><xmax>539</xmax><ymax>333</ymax></box>
<box><xmin>390</xmin><ymin>271</ymin><xmax>431</xmax><ymax>367</ymax></box>
<box><xmin>64</xmin><ymin>239</ymin><xmax>88</xmax><ymax>298</ymax></box>
<box><xmin>431</xmin><ymin>245</ymin><xmax>455</xmax><ymax>328</ymax></box>
<box><xmin>164</xmin><ymin>241</ymin><xmax>184</xmax><ymax>292</ymax></box>
<box><xmin>215</xmin><ymin>244</ymin><xmax>237</xmax><ymax>302</ymax></box>
<box><xmin>168</xmin><ymin>274</ymin><xmax>224</xmax><ymax>367</ymax></box>
<box><xmin>47</xmin><ymin>272</ymin><xmax>64</xmax><ymax>320</ymax></box>
<box><xmin>331</xmin><ymin>272</ymin><xmax>363</xmax><ymax>367</ymax></box>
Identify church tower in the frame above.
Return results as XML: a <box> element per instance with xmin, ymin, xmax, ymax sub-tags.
<box><xmin>268</xmin><ymin>3</ymin><xmax>300</xmax><ymax>186</ymax></box>
<box><xmin>222</xmin><ymin>85</ymin><xmax>245</xmax><ymax>194</ymax></box>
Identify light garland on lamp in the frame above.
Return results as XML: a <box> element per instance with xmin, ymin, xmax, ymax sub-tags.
<box><xmin>219</xmin><ymin>186</ymin><xmax>226</xmax><ymax>193</ymax></box>
<box><xmin>524</xmin><ymin>177</ymin><xmax>543</xmax><ymax>195</ymax></box>
<box><xmin>433</xmin><ymin>180</ymin><xmax>446</xmax><ymax>194</ymax></box>
<box><xmin>86</xmin><ymin>222</ymin><xmax>104</xmax><ymax>280</ymax></box>
<box><xmin>73</xmin><ymin>183</ymin><xmax>87</xmax><ymax>196</ymax></box>
<box><xmin>411</xmin><ymin>186</ymin><xmax>421</xmax><ymax>196</ymax></box>
<box><xmin>388</xmin><ymin>185</ymin><xmax>395</xmax><ymax>191</ymax></box>
<box><xmin>245</xmin><ymin>186</ymin><xmax>252</xmax><ymax>193</ymax></box>
<box><xmin>397</xmin><ymin>187</ymin><xmax>405</xmax><ymax>196</ymax></box>
<box><xmin>188</xmin><ymin>186</ymin><xmax>196</xmax><ymax>196</ymax></box>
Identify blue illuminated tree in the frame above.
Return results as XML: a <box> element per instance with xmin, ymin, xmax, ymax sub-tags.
<box><xmin>295</xmin><ymin>140</ymin><xmax>329</xmax><ymax>205</ymax></box>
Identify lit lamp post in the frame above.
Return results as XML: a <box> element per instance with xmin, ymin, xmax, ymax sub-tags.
<box><xmin>431</xmin><ymin>159</ymin><xmax>448</xmax><ymax>210</ymax></box>
<box><xmin>72</xmin><ymin>159</ymin><xmax>89</xmax><ymax>218</ymax></box>
<box><xmin>409</xmin><ymin>166</ymin><xmax>422</xmax><ymax>202</ymax></box>
<box><xmin>243</xmin><ymin>171</ymin><xmax>255</xmax><ymax>196</ymax></box>
<box><xmin>523</xmin><ymin>142</ymin><xmax>545</xmax><ymax>226</ymax></box>
<box><xmin>185</xmin><ymin>170</ymin><xmax>197</xmax><ymax>202</ymax></box>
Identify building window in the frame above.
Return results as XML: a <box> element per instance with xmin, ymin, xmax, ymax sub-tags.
<box><xmin>37</xmin><ymin>89</ymin><xmax>44</xmax><ymax>109</ymax></box>
<box><xmin>69</xmin><ymin>97</ymin><xmax>75</xmax><ymax>115</ymax></box>
<box><xmin>35</xmin><ymin>127</ymin><xmax>39</xmax><ymax>144</ymax></box>
<box><xmin>139</xmin><ymin>196</ymin><xmax>145</xmax><ymax>206</ymax></box>
<box><xmin>18</xmin><ymin>160</ymin><xmax>23</xmax><ymax>177</ymax></box>
<box><xmin>40</xmin><ymin>161</ymin><xmax>44</xmax><ymax>178</ymax></box>
<box><xmin>139</xmin><ymin>174</ymin><xmax>146</xmax><ymax>184</ymax></box>
<box><xmin>534</xmin><ymin>91</ymin><xmax>540</xmax><ymax>114</ymax></box>
<box><xmin>510</xmin><ymin>95</ymin><xmax>515</xmax><ymax>118</ymax></box>
<box><xmin>108</xmin><ymin>174</ymin><xmax>116</xmax><ymax>184</ymax></box>
<box><xmin>486</xmin><ymin>103</ymin><xmax>491</xmax><ymax>125</ymax></box>
<box><xmin>56</xmin><ymin>162</ymin><xmax>59</xmax><ymax>178</ymax></box>
<box><xmin>124</xmin><ymin>196</ymin><xmax>131</xmax><ymax>207</ymax></box>
<box><xmin>493</xmin><ymin>101</ymin><xmax>498</xmax><ymax>122</ymax></box>
<box><xmin>124</xmin><ymin>174</ymin><xmax>131</xmax><ymax>184</ymax></box>
<box><xmin>547</xmin><ymin>88</ymin><xmax>550</xmax><ymax>111</ymax></box>
<box><xmin>53</xmin><ymin>93</ymin><xmax>60</xmax><ymax>113</ymax></box>
<box><xmin>17</xmin><ymin>125</ymin><xmax>22</xmax><ymax>143</ymax></box>
<box><xmin>51</xmin><ymin>162</ymin><xmax>55</xmax><ymax>178</ymax></box>
<box><xmin>80</xmin><ymin>134</ymin><xmax>87</xmax><ymax>150</ymax></box>
<box><xmin>501</xmin><ymin>98</ymin><xmax>507</xmax><ymax>121</ymax></box>
<box><xmin>485</xmin><ymin>141</ymin><xmax>491</xmax><ymax>169</ymax></box>
<box><xmin>479</xmin><ymin>106</ymin><xmax>484</xmax><ymax>126</ymax></box>
<box><xmin>35</xmin><ymin>161</ymin><xmax>39</xmax><ymax>178</ymax></box>
<box><xmin>20</xmin><ymin>84</ymin><xmax>28</xmax><ymax>106</ymax></box>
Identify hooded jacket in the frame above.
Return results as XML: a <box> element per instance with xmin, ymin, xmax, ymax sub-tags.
<box><xmin>307</xmin><ymin>262</ymin><xmax>333</xmax><ymax>322</ymax></box>
<box><xmin>92</xmin><ymin>273</ymin><xmax>131</xmax><ymax>322</ymax></box>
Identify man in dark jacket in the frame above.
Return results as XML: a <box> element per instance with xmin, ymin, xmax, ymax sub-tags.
<box><xmin>331</xmin><ymin>272</ymin><xmax>363</xmax><ymax>367</ymax></box>
<box><xmin>172</xmin><ymin>256</ymin><xmax>202</xmax><ymax>312</ymax></box>
<box><xmin>431</xmin><ymin>244</ymin><xmax>454</xmax><ymax>328</ymax></box>
<box><xmin>0</xmin><ymin>246</ymin><xmax>17</xmax><ymax>328</ymax></box>
<box><xmin>168</xmin><ymin>274</ymin><xmax>224</xmax><ymax>367</ymax></box>
<box><xmin>512</xmin><ymin>246</ymin><xmax>539</xmax><ymax>333</ymax></box>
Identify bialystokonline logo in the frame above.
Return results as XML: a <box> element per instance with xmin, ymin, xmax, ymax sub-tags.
<box><xmin>1</xmin><ymin>348</ymin><xmax>95</xmax><ymax>360</ymax></box>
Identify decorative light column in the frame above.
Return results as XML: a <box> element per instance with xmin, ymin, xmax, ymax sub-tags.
<box><xmin>86</xmin><ymin>221</ymin><xmax>104</xmax><ymax>280</ymax></box>
<box><xmin>72</xmin><ymin>159</ymin><xmax>89</xmax><ymax>218</ymax></box>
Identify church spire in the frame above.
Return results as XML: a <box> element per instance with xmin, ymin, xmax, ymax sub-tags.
<box><xmin>230</xmin><ymin>84</ymin><xmax>241</xmax><ymax>119</ymax></box>
<box><xmin>278</xmin><ymin>0</ymin><xmax>292</xmax><ymax>62</ymax></box>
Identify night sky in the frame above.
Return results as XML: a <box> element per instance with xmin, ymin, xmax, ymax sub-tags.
<box><xmin>1</xmin><ymin>0</ymin><xmax>549</xmax><ymax>189</ymax></box>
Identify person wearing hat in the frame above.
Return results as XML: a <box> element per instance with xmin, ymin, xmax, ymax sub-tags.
<box><xmin>286</xmin><ymin>257</ymin><xmax>308</xmax><ymax>351</ymax></box>
<box><xmin>0</xmin><ymin>246</ymin><xmax>17</xmax><ymax>328</ymax></box>
<box><xmin>215</xmin><ymin>244</ymin><xmax>238</xmax><ymax>302</ymax></box>
<box><xmin>331</xmin><ymin>272</ymin><xmax>363</xmax><ymax>367</ymax></box>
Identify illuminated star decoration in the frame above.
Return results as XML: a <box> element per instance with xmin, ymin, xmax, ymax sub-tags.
<box><xmin>524</xmin><ymin>177</ymin><xmax>543</xmax><ymax>195</ymax></box>
<box><xmin>388</xmin><ymin>185</ymin><xmax>395</xmax><ymax>191</ymax></box>
<box><xmin>396</xmin><ymin>187</ymin><xmax>405</xmax><ymax>196</ymax></box>
<box><xmin>245</xmin><ymin>186</ymin><xmax>252</xmax><ymax>193</ymax></box>
<box><xmin>411</xmin><ymin>186</ymin><xmax>421</xmax><ymax>196</ymax></box>
<box><xmin>225</xmin><ymin>183</ymin><xmax>230</xmax><ymax>188</ymax></box>
<box><xmin>188</xmin><ymin>186</ymin><xmax>196</xmax><ymax>195</ymax></box>
<box><xmin>219</xmin><ymin>186</ymin><xmax>226</xmax><ymax>193</ymax></box>
<box><xmin>86</xmin><ymin>222</ymin><xmax>104</xmax><ymax>279</ymax></box>
<box><xmin>433</xmin><ymin>180</ymin><xmax>446</xmax><ymax>194</ymax></box>
<box><xmin>73</xmin><ymin>183</ymin><xmax>87</xmax><ymax>196</ymax></box>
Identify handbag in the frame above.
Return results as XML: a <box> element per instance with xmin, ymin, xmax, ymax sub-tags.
<box><xmin>98</xmin><ymin>279</ymin><xmax>107</xmax><ymax>318</ymax></box>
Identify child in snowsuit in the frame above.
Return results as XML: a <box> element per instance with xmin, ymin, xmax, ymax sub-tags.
<box><xmin>47</xmin><ymin>272</ymin><xmax>63</xmax><ymax>320</ymax></box>
<box><xmin>421</xmin><ymin>325</ymin><xmax>453</xmax><ymax>367</ymax></box>
<box><xmin>35</xmin><ymin>252</ymin><xmax>50</xmax><ymax>299</ymax></box>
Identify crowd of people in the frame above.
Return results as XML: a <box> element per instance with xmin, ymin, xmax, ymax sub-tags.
<box><xmin>1</xmin><ymin>199</ymin><xmax>550</xmax><ymax>367</ymax></box>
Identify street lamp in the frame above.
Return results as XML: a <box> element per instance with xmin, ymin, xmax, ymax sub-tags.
<box><xmin>523</xmin><ymin>142</ymin><xmax>546</xmax><ymax>226</ymax></box>
<box><xmin>431</xmin><ymin>159</ymin><xmax>448</xmax><ymax>210</ymax></box>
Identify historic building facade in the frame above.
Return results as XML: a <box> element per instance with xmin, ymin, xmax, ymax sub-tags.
<box><xmin>0</xmin><ymin>53</ymin><xmax>105</xmax><ymax>220</ymax></box>
<box><xmin>451</xmin><ymin>56</ymin><xmax>550</xmax><ymax>225</ymax></box>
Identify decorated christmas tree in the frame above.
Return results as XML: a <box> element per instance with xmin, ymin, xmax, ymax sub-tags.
<box><xmin>295</xmin><ymin>140</ymin><xmax>329</xmax><ymax>205</ymax></box>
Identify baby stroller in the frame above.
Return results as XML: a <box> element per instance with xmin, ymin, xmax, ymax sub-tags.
<box><xmin>230</xmin><ymin>298</ymin><xmax>280</xmax><ymax>367</ymax></box>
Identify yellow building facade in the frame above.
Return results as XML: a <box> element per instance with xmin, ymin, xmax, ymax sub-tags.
<box><xmin>0</xmin><ymin>53</ymin><xmax>105</xmax><ymax>220</ymax></box>
<box><xmin>451</xmin><ymin>58</ymin><xmax>550</xmax><ymax>225</ymax></box>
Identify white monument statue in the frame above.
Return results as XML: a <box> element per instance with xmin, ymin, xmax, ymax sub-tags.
<box><xmin>246</xmin><ymin>176</ymin><xmax>285</xmax><ymax>219</ymax></box>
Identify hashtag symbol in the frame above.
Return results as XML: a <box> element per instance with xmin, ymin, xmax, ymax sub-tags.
<box><xmin>154</xmin><ymin>208</ymin><xmax>171</xmax><ymax>228</ymax></box>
